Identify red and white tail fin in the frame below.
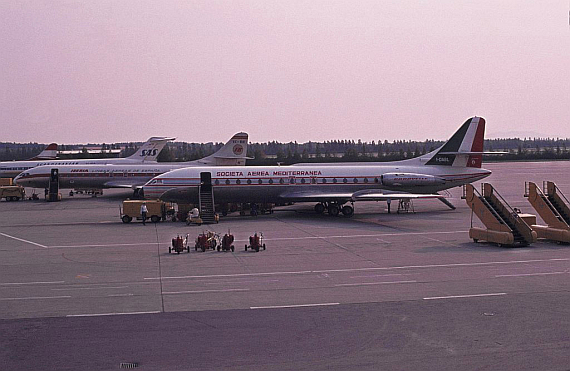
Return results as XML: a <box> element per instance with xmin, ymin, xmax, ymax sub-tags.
<box><xmin>193</xmin><ymin>132</ymin><xmax>252</xmax><ymax>166</ymax></box>
<box><xmin>29</xmin><ymin>143</ymin><xmax>58</xmax><ymax>160</ymax></box>
<box><xmin>424</xmin><ymin>117</ymin><xmax>486</xmax><ymax>168</ymax></box>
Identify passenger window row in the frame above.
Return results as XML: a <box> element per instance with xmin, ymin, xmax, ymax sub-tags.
<box><xmin>213</xmin><ymin>177</ymin><xmax>379</xmax><ymax>185</ymax></box>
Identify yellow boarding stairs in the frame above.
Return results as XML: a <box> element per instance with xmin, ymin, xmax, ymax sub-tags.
<box><xmin>524</xmin><ymin>181</ymin><xmax>570</xmax><ymax>244</ymax></box>
<box><xmin>464</xmin><ymin>183</ymin><xmax>537</xmax><ymax>247</ymax></box>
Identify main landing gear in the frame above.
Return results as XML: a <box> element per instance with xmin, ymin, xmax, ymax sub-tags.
<box><xmin>314</xmin><ymin>202</ymin><xmax>354</xmax><ymax>217</ymax></box>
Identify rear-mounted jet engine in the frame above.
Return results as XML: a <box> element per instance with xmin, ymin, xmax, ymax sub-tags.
<box><xmin>381</xmin><ymin>173</ymin><xmax>446</xmax><ymax>187</ymax></box>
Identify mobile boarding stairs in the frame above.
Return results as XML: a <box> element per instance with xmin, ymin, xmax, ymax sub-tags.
<box><xmin>524</xmin><ymin>181</ymin><xmax>570</xmax><ymax>244</ymax></box>
<box><xmin>464</xmin><ymin>183</ymin><xmax>537</xmax><ymax>247</ymax></box>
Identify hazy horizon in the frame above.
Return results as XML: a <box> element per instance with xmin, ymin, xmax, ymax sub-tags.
<box><xmin>1</xmin><ymin>1</ymin><xmax>569</xmax><ymax>144</ymax></box>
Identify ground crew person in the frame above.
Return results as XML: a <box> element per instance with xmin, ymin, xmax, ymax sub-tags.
<box><xmin>387</xmin><ymin>198</ymin><xmax>391</xmax><ymax>214</ymax></box>
<box><xmin>141</xmin><ymin>202</ymin><xmax>148</xmax><ymax>225</ymax></box>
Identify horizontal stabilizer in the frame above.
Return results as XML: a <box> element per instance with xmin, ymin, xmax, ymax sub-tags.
<box><xmin>438</xmin><ymin>151</ymin><xmax>508</xmax><ymax>155</ymax></box>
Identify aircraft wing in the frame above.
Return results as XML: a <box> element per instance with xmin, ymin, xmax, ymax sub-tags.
<box><xmin>351</xmin><ymin>189</ymin><xmax>444</xmax><ymax>201</ymax></box>
<box><xmin>279</xmin><ymin>189</ymin><xmax>446</xmax><ymax>202</ymax></box>
<box><xmin>278</xmin><ymin>191</ymin><xmax>354</xmax><ymax>203</ymax></box>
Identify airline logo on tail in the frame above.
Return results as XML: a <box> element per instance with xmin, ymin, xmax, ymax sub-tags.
<box><xmin>127</xmin><ymin>137</ymin><xmax>175</xmax><ymax>162</ymax></box>
<box><xmin>233</xmin><ymin>145</ymin><xmax>244</xmax><ymax>155</ymax></box>
<box><xmin>425</xmin><ymin>117</ymin><xmax>485</xmax><ymax>168</ymax></box>
<box><xmin>141</xmin><ymin>149</ymin><xmax>159</xmax><ymax>157</ymax></box>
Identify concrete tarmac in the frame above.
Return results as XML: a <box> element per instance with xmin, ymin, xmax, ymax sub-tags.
<box><xmin>1</xmin><ymin>161</ymin><xmax>570</xmax><ymax>370</ymax></box>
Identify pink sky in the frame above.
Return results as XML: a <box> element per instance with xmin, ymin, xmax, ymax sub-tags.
<box><xmin>1</xmin><ymin>0</ymin><xmax>569</xmax><ymax>144</ymax></box>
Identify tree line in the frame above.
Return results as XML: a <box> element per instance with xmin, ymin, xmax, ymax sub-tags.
<box><xmin>2</xmin><ymin>137</ymin><xmax>570</xmax><ymax>163</ymax></box>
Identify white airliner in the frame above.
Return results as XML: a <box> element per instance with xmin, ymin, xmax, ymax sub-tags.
<box><xmin>142</xmin><ymin>117</ymin><xmax>491</xmax><ymax>216</ymax></box>
<box><xmin>1</xmin><ymin>137</ymin><xmax>173</xmax><ymax>179</ymax></box>
<box><xmin>14</xmin><ymin>133</ymin><xmax>250</xmax><ymax>192</ymax></box>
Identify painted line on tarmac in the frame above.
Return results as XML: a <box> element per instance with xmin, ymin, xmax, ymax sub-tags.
<box><xmin>261</xmin><ymin>230</ymin><xmax>468</xmax><ymax>242</ymax></box>
<box><xmin>145</xmin><ymin>258</ymin><xmax>569</xmax><ymax>281</ymax></box>
<box><xmin>47</xmin><ymin>230</ymin><xmax>467</xmax><ymax>249</ymax></box>
<box><xmin>495</xmin><ymin>271</ymin><xmax>568</xmax><ymax>278</ymax></box>
<box><xmin>0</xmin><ymin>280</ymin><xmax>64</xmax><ymax>286</ymax></box>
<box><xmin>4</xmin><ymin>221</ymin><xmax>117</xmax><ymax>228</ymax></box>
<box><xmin>0</xmin><ymin>295</ymin><xmax>71</xmax><ymax>301</ymax></box>
<box><xmin>107</xmin><ymin>293</ymin><xmax>134</xmax><ymax>297</ymax></box>
<box><xmin>335</xmin><ymin>280</ymin><xmax>417</xmax><ymax>287</ymax></box>
<box><xmin>349</xmin><ymin>273</ymin><xmax>407</xmax><ymax>279</ymax></box>
<box><xmin>423</xmin><ymin>293</ymin><xmax>507</xmax><ymax>300</ymax></box>
<box><xmin>0</xmin><ymin>232</ymin><xmax>48</xmax><ymax>248</ymax></box>
<box><xmin>163</xmin><ymin>288</ymin><xmax>250</xmax><ymax>295</ymax></box>
<box><xmin>250</xmin><ymin>302</ymin><xmax>340</xmax><ymax>310</ymax></box>
<box><xmin>51</xmin><ymin>286</ymin><xmax>129</xmax><ymax>291</ymax></box>
<box><xmin>48</xmin><ymin>242</ymin><xmax>158</xmax><ymax>248</ymax></box>
<box><xmin>67</xmin><ymin>311</ymin><xmax>160</xmax><ymax>317</ymax></box>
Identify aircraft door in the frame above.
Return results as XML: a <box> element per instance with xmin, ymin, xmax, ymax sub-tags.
<box><xmin>200</xmin><ymin>172</ymin><xmax>212</xmax><ymax>192</ymax></box>
<box><xmin>48</xmin><ymin>168</ymin><xmax>59</xmax><ymax>197</ymax></box>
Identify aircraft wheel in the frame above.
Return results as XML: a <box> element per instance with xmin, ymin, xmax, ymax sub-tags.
<box><xmin>328</xmin><ymin>204</ymin><xmax>339</xmax><ymax>217</ymax></box>
<box><xmin>314</xmin><ymin>203</ymin><xmax>325</xmax><ymax>214</ymax></box>
<box><xmin>341</xmin><ymin>205</ymin><xmax>354</xmax><ymax>217</ymax></box>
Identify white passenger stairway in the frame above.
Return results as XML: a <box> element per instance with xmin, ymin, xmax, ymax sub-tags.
<box><xmin>199</xmin><ymin>186</ymin><xmax>216</xmax><ymax>224</ymax></box>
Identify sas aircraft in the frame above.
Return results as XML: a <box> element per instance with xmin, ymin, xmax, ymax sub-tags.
<box><xmin>142</xmin><ymin>117</ymin><xmax>491</xmax><ymax>216</ymax></box>
<box><xmin>0</xmin><ymin>137</ymin><xmax>173</xmax><ymax>179</ymax></box>
<box><xmin>14</xmin><ymin>133</ymin><xmax>250</xmax><ymax>194</ymax></box>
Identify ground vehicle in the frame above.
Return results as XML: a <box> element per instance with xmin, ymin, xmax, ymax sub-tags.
<box><xmin>169</xmin><ymin>234</ymin><xmax>190</xmax><ymax>254</ymax></box>
<box><xmin>218</xmin><ymin>232</ymin><xmax>235</xmax><ymax>252</ymax></box>
<box><xmin>120</xmin><ymin>199</ymin><xmax>175</xmax><ymax>223</ymax></box>
<box><xmin>186</xmin><ymin>208</ymin><xmax>219</xmax><ymax>226</ymax></box>
<box><xmin>245</xmin><ymin>232</ymin><xmax>266</xmax><ymax>252</ymax></box>
<box><xmin>0</xmin><ymin>185</ymin><xmax>25</xmax><ymax>201</ymax></box>
<box><xmin>195</xmin><ymin>231</ymin><xmax>219</xmax><ymax>252</ymax></box>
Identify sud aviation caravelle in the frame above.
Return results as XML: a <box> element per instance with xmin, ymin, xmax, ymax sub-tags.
<box><xmin>14</xmin><ymin>133</ymin><xmax>251</xmax><ymax>194</ymax></box>
<box><xmin>1</xmin><ymin>137</ymin><xmax>174</xmax><ymax>179</ymax></box>
<box><xmin>142</xmin><ymin>117</ymin><xmax>492</xmax><ymax>216</ymax></box>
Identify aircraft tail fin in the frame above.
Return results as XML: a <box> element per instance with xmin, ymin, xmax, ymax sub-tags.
<box><xmin>126</xmin><ymin>137</ymin><xmax>175</xmax><ymax>162</ymax></box>
<box><xmin>29</xmin><ymin>143</ymin><xmax>58</xmax><ymax>160</ymax></box>
<box><xmin>423</xmin><ymin>117</ymin><xmax>485</xmax><ymax>168</ymax></box>
<box><xmin>193</xmin><ymin>132</ymin><xmax>252</xmax><ymax>166</ymax></box>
